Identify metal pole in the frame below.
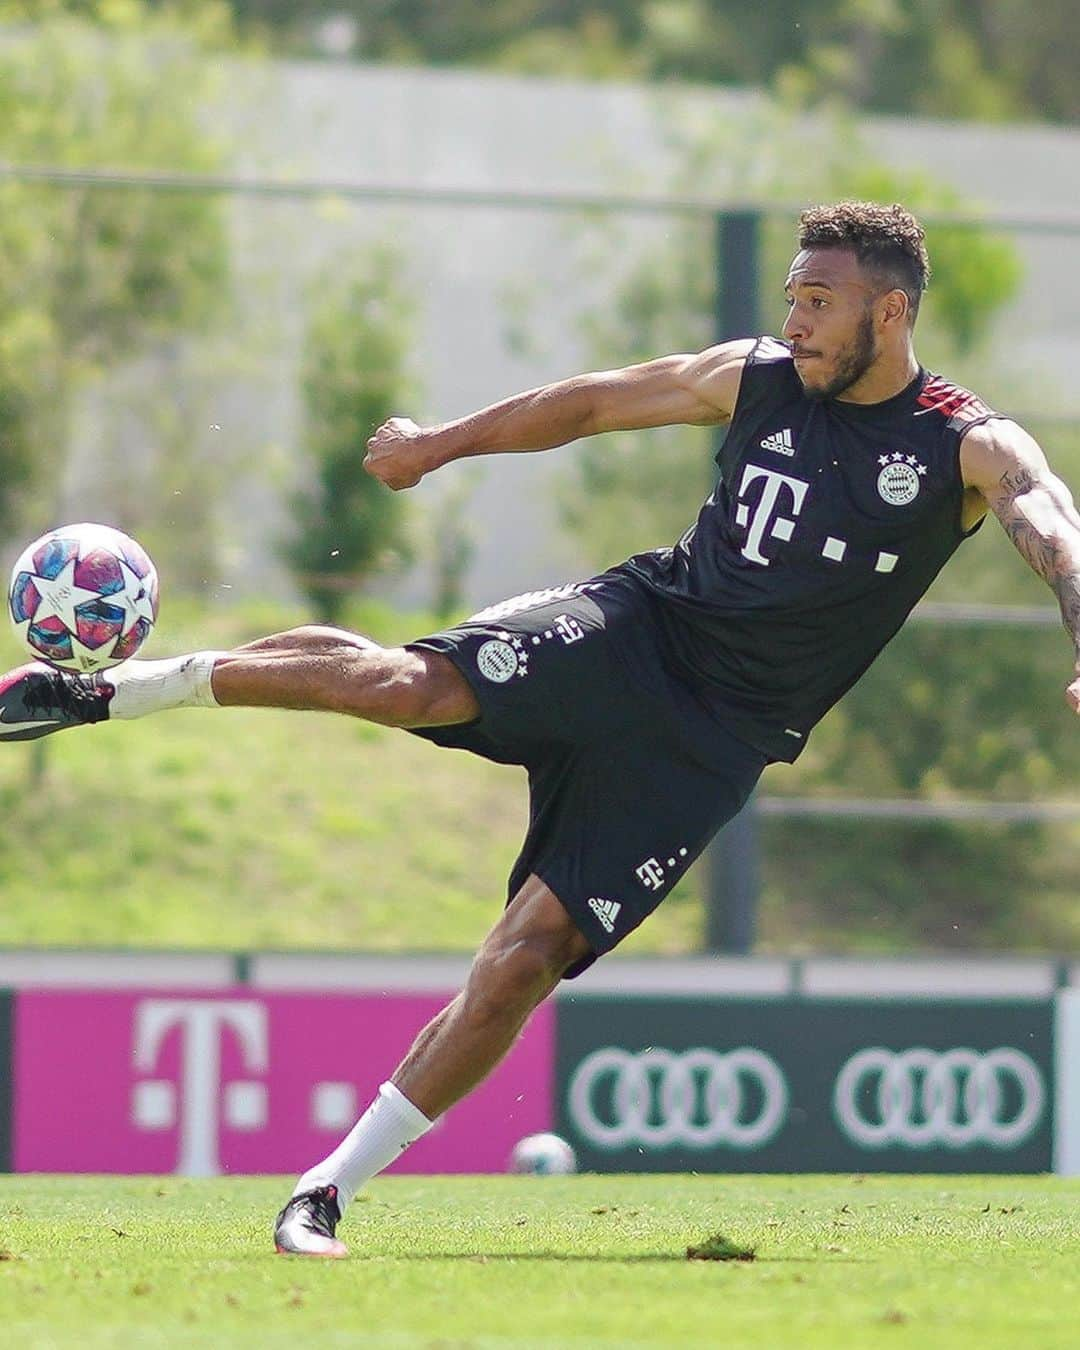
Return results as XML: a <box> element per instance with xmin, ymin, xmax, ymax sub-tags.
<box><xmin>714</xmin><ymin>210</ymin><xmax>762</xmax><ymax>336</ymax></box>
<box><xmin>703</xmin><ymin>210</ymin><xmax>762</xmax><ymax>954</ymax></box>
<box><xmin>704</xmin><ymin>795</ymin><xmax>761</xmax><ymax>953</ymax></box>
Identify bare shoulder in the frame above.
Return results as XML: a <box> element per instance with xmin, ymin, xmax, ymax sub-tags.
<box><xmin>677</xmin><ymin>338</ymin><xmax>757</xmax><ymax>420</ymax></box>
<box><xmin>959</xmin><ymin>417</ymin><xmax>1051</xmax><ymax>498</ymax></box>
<box><xmin>959</xmin><ymin>415</ymin><xmax>1080</xmax><ymax>544</ymax></box>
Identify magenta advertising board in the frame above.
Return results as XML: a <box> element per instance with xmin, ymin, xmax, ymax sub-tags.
<box><xmin>12</xmin><ymin>990</ymin><xmax>554</xmax><ymax>1176</ymax></box>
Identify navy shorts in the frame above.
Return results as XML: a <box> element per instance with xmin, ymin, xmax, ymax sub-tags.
<box><xmin>408</xmin><ymin>571</ymin><xmax>768</xmax><ymax>972</ymax></box>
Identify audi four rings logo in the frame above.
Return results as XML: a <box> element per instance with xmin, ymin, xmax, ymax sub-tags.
<box><xmin>833</xmin><ymin>1046</ymin><xmax>1045</xmax><ymax>1149</ymax></box>
<box><xmin>567</xmin><ymin>1047</ymin><xmax>789</xmax><ymax>1149</ymax></box>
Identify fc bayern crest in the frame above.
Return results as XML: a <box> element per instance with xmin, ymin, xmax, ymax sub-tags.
<box><xmin>876</xmin><ymin>452</ymin><xmax>927</xmax><ymax>506</ymax></box>
<box><xmin>476</xmin><ymin>638</ymin><xmax>520</xmax><ymax>683</ymax></box>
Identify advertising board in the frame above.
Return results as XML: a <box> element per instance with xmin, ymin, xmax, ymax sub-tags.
<box><xmin>1054</xmin><ymin>987</ymin><xmax>1080</xmax><ymax>1175</ymax></box>
<box><xmin>556</xmin><ymin>997</ymin><xmax>1053</xmax><ymax>1173</ymax></box>
<box><xmin>0</xmin><ymin>991</ymin><xmax>11</xmax><ymax>1172</ymax></box>
<box><xmin>12</xmin><ymin>990</ymin><xmax>553</xmax><ymax>1176</ymax></box>
<box><xmin>0</xmin><ymin>982</ymin><xmax>1067</xmax><ymax>1176</ymax></box>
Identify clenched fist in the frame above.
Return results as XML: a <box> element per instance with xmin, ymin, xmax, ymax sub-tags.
<box><xmin>1067</xmin><ymin>671</ymin><xmax>1080</xmax><ymax>715</ymax></box>
<box><xmin>364</xmin><ymin>417</ymin><xmax>433</xmax><ymax>490</ymax></box>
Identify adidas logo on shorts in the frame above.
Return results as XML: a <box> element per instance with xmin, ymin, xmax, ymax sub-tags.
<box><xmin>587</xmin><ymin>896</ymin><xmax>622</xmax><ymax>933</ymax></box>
<box><xmin>760</xmin><ymin>427</ymin><xmax>795</xmax><ymax>456</ymax></box>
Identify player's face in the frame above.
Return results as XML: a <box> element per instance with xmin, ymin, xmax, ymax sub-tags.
<box><xmin>782</xmin><ymin>248</ymin><xmax>882</xmax><ymax>401</ymax></box>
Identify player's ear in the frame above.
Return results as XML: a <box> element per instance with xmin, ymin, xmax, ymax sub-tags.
<box><xmin>880</xmin><ymin>287</ymin><xmax>910</xmax><ymax>329</ymax></box>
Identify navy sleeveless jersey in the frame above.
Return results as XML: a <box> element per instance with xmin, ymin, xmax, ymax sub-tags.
<box><xmin>620</xmin><ymin>336</ymin><xmax>1002</xmax><ymax>762</ymax></box>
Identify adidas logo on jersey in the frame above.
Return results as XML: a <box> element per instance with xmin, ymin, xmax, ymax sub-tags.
<box><xmin>760</xmin><ymin>428</ymin><xmax>795</xmax><ymax>456</ymax></box>
<box><xmin>587</xmin><ymin>896</ymin><xmax>622</xmax><ymax>933</ymax></box>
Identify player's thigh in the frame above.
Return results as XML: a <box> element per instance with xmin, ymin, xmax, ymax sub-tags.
<box><xmin>518</xmin><ymin>726</ymin><xmax>768</xmax><ymax>965</ymax></box>
<box><xmin>408</xmin><ymin>582</ymin><xmax>652</xmax><ymax>754</ymax></box>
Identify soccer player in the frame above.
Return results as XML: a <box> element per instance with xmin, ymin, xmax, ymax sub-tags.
<box><xmin>2</xmin><ymin>203</ymin><xmax>1079</xmax><ymax>1255</ymax></box>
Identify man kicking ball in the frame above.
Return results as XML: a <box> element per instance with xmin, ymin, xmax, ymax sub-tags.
<box><xmin>2</xmin><ymin>202</ymin><xmax>1079</xmax><ymax>1256</ymax></box>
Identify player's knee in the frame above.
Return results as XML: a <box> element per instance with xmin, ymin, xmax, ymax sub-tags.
<box><xmin>463</xmin><ymin>931</ymin><xmax>575</xmax><ymax>1027</ymax></box>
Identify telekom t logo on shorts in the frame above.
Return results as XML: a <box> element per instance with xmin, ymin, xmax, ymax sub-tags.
<box><xmin>735</xmin><ymin>464</ymin><xmax>810</xmax><ymax>565</ymax></box>
<box><xmin>130</xmin><ymin>999</ymin><xmax>269</xmax><ymax>1177</ymax></box>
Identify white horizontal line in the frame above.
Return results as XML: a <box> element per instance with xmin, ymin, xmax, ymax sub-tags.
<box><xmin>4</xmin><ymin>163</ymin><xmax>1080</xmax><ymax>233</ymax></box>
<box><xmin>758</xmin><ymin>796</ymin><xmax>1080</xmax><ymax>822</ymax></box>
<box><xmin>912</xmin><ymin>602</ymin><xmax>1062</xmax><ymax>625</ymax></box>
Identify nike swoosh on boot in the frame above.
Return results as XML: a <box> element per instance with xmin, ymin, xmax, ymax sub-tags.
<box><xmin>0</xmin><ymin>663</ymin><xmax>112</xmax><ymax>740</ymax></box>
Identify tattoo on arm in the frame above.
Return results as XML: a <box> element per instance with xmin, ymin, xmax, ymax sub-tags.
<box><xmin>1051</xmin><ymin>572</ymin><xmax>1080</xmax><ymax>661</ymax></box>
<box><xmin>999</xmin><ymin>467</ymin><xmax>1035</xmax><ymax>496</ymax></box>
<box><xmin>994</xmin><ymin>468</ymin><xmax>1080</xmax><ymax>659</ymax></box>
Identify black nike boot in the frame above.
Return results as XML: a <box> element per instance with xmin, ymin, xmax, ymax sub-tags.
<box><xmin>273</xmin><ymin>1185</ymin><xmax>348</xmax><ymax>1258</ymax></box>
<box><xmin>0</xmin><ymin>663</ymin><xmax>113</xmax><ymax>741</ymax></box>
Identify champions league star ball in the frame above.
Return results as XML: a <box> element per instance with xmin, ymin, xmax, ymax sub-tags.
<box><xmin>8</xmin><ymin>522</ymin><xmax>159</xmax><ymax>673</ymax></box>
<box><xmin>508</xmin><ymin>1132</ymin><xmax>578</xmax><ymax>1176</ymax></box>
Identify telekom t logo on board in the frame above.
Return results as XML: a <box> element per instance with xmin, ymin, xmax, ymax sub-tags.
<box><xmin>129</xmin><ymin>998</ymin><xmax>361</xmax><ymax>1176</ymax></box>
<box><xmin>735</xmin><ymin>464</ymin><xmax>809</xmax><ymax>565</ymax></box>
<box><xmin>12</xmin><ymin>991</ymin><xmax>549</xmax><ymax>1178</ymax></box>
<box><xmin>130</xmin><ymin>999</ymin><xmax>269</xmax><ymax>1177</ymax></box>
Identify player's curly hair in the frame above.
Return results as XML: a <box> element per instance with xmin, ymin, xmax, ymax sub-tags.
<box><xmin>798</xmin><ymin>201</ymin><xmax>930</xmax><ymax>320</ymax></box>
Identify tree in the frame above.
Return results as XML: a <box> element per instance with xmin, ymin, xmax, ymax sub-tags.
<box><xmin>431</xmin><ymin>471</ymin><xmax>478</xmax><ymax>622</ymax></box>
<box><xmin>284</xmin><ymin>243</ymin><xmax>416</xmax><ymax>624</ymax></box>
<box><xmin>0</xmin><ymin>2</ymin><xmax>231</xmax><ymax>532</ymax></box>
<box><xmin>225</xmin><ymin>2</ymin><xmax>1080</xmax><ymax>123</ymax></box>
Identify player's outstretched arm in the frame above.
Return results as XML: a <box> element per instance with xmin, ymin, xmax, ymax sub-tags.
<box><xmin>961</xmin><ymin>419</ymin><xmax>1080</xmax><ymax>714</ymax></box>
<box><xmin>363</xmin><ymin>338</ymin><xmax>754</xmax><ymax>490</ymax></box>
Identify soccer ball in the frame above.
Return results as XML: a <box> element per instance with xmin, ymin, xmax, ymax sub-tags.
<box><xmin>8</xmin><ymin>522</ymin><xmax>159</xmax><ymax>673</ymax></box>
<box><xmin>508</xmin><ymin>1132</ymin><xmax>577</xmax><ymax>1176</ymax></box>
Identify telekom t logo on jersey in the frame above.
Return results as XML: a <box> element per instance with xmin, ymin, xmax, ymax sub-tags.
<box><xmin>131</xmin><ymin>999</ymin><xmax>269</xmax><ymax>1176</ymax></box>
<box><xmin>735</xmin><ymin>464</ymin><xmax>810</xmax><ymax>565</ymax></box>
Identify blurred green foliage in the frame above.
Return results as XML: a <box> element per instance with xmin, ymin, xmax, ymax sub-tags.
<box><xmin>226</xmin><ymin>1</ymin><xmax>1080</xmax><ymax>123</ymax></box>
<box><xmin>284</xmin><ymin>244</ymin><xmax>416</xmax><ymax>623</ymax></box>
<box><xmin>0</xmin><ymin>0</ymin><xmax>234</xmax><ymax>42</ymax></box>
<box><xmin>842</xmin><ymin>167</ymin><xmax>1024</xmax><ymax>358</ymax></box>
<box><xmin>759</xmin><ymin>813</ymin><xmax>1080</xmax><ymax>954</ymax></box>
<box><xmin>0</xmin><ymin>1</ymin><xmax>230</xmax><ymax>531</ymax></box>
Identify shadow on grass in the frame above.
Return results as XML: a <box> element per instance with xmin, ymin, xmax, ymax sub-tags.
<box><xmin>362</xmin><ymin>1251</ymin><xmax>868</xmax><ymax>1264</ymax></box>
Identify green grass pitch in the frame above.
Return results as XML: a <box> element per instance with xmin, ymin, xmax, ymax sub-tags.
<box><xmin>2</xmin><ymin>1175</ymin><xmax>1078</xmax><ymax>1348</ymax></box>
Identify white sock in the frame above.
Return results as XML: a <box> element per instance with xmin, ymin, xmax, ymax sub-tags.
<box><xmin>106</xmin><ymin>652</ymin><xmax>224</xmax><ymax>719</ymax></box>
<box><xmin>294</xmin><ymin>1081</ymin><xmax>432</xmax><ymax>1212</ymax></box>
